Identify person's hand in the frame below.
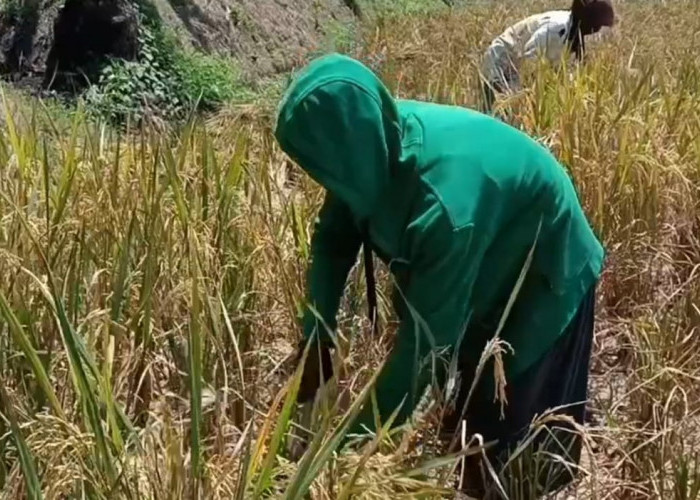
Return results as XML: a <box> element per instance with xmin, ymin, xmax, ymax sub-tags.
<box><xmin>295</xmin><ymin>338</ymin><xmax>334</xmax><ymax>403</ymax></box>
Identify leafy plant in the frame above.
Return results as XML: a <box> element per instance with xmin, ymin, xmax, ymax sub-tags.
<box><xmin>85</xmin><ymin>12</ymin><xmax>248</xmax><ymax>123</ymax></box>
<box><xmin>0</xmin><ymin>0</ymin><xmax>37</xmax><ymax>23</ymax></box>
<box><xmin>173</xmin><ymin>50</ymin><xmax>252</xmax><ymax>111</ymax></box>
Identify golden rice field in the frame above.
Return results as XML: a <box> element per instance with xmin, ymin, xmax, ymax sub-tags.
<box><xmin>0</xmin><ymin>0</ymin><xmax>699</xmax><ymax>498</ymax></box>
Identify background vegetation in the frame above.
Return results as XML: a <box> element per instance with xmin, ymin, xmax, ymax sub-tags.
<box><xmin>83</xmin><ymin>6</ymin><xmax>252</xmax><ymax>123</ymax></box>
<box><xmin>0</xmin><ymin>0</ymin><xmax>699</xmax><ymax>498</ymax></box>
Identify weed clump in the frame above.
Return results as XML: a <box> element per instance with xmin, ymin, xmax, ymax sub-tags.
<box><xmin>85</xmin><ymin>12</ymin><xmax>250</xmax><ymax>123</ymax></box>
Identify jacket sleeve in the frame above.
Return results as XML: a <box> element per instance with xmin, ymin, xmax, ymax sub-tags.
<box><xmin>303</xmin><ymin>192</ymin><xmax>362</xmax><ymax>345</ymax></box>
<box><xmin>350</xmin><ymin>209</ymin><xmax>483</xmax><ymax>435</ymax></box>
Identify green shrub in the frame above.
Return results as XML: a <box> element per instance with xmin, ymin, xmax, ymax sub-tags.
<box><xmin>86</xmin><ymin>12</ymin><xmax>249</xmax><ymax>123</ymax></box>
<box><xmin>323</xmin><ymin>19</ymin><xmax>359</xmax><ymax>53</ymax></box>
<box><xmin>84</xmin><ymin>59</ymin><xmax>182</xmax><ymax>122</ymax></box>
<box><xmin>85</xmin><ymin>21</ymin><xmax>177</xmax><ymax>122</ymax></box>
<box><xmin>173</xmin><ymin>51</ymin><xmax>252</xmax><ymax>111</ymax></box>
<box><xmin>1</xmin><ymin>0</ymin><xmax>22</xmax><ymax>22</ymax></box>
<box><xmin>0</xmin><ymin>0</ymin><xmax>39</xmax><ymax>25</ymax></box>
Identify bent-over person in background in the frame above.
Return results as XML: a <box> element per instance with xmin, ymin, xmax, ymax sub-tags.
<box><xmin>481</xmin><ymin>0</ymin><xmax>615</xmax><ymax>111</ymax></box>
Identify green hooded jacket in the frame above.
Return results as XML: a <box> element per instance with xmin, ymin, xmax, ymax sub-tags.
<box><xmin>275</xmin><ymin>54</ymin><xmax>604</xmax><ymax>435</ymax></box>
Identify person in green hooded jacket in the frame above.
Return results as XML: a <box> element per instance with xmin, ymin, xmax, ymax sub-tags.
<box><xmin>276</xmin><ymin>53</ymin><xmax>604</xmax><ymax>496</ymax></box>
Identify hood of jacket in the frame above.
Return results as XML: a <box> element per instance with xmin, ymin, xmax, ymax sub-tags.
<box><xmin>274</xmin><ymin>53</ymin><xmax>402</xmax><ymax>221</ymax></box>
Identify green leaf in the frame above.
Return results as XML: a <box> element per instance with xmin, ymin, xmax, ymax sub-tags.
<box><xmin>0</xmin><ymin>384</ymin><xmax>43</xmax><ymax>500</ymax></box>
<box><xmin>0</xmin><ymin>291</ymin><xmax>65</xmax><ymax>419</ymax></box>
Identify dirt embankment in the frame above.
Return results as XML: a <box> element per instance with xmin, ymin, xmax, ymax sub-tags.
<box><xmin>0</xmin><ymin>0</ymin><xmax>359</xmax><ymax>90</ymax></box>
<box><xmin>149</xmin><ymin>0</ymin><xmax>358</xmax><ymax>75</ymax></box>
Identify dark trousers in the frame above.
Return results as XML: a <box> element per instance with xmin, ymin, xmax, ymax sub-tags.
<box><xmin>444</xmin><ymin>287</ymin><xmax>596</xmax><ymax>498</ymax></box>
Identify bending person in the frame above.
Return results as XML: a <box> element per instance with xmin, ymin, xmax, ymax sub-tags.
<box><xmin>278</xmin><ymin>53</ymin><xmax>604</xmax><ymax>496</ymax></box>
<box><xmin>481</xmin><ymin>0</ymin><xmax>615</xmax><ymax>110</ymax></box>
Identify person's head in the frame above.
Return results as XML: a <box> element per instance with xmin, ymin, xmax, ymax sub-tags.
<box><xmin>572</xmin><ymin>0</ymin><xmax>616</xmax><ymax>36</ymax></box>
<box><xmin>274</xmin><ymin>54</ymin><xmax>401</xmax><ymax>220</ymax></box>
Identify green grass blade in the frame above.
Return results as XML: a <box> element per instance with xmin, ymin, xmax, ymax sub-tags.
<box><xmin>0</xmin><ymin>87</ymin><xmax>27</xmax><ymax>176</ymax></box>
<box><xmin>252</xmin><ymin>345</ymin><xmax>307</xmax><ymax>498</ymax></box>
<box><xmin>336</xmin><ymin>403</ymin><xmax>403</xmax><ymax>500</ymax></box>
<box><xmin>161</xmin><ymin>145</ymin><xmax>191</xmax><ymax>229</ymax></box>
<box><xmin>29</xmin><ymin>268</ymin><xmax>116</xmax><ymax>480</ymax></box>
<box><xmin>282</xmin><ymin>356</ymin><xmax>388</xmax><ymax>500</ymax></box>
<box><xmin>0</xmin><ymin>192</ymin><xmax>118</xmax><ymax>481</ymax></box>
<box><xmin>218</xmin><ymin>293</ymin><xmax>246</xmax><ymax>417</ymax></box>
<box><xmin>50</xmin><ymin>110</ymin><xmax>81</xmax><ymax>229</ymax></box>
<box><xmin>110</xmin><ymin>214</ymin><xmax>136</xmax><ymax>328</ymax></box>
<box><xmin>0</xmin><ymin>384</ymin><xmax>43</xmax><ymax>500</ymax></box>
<box><xmin>188</xmin><ymin>229</ymin><xmax>204</xmax><ymax>495</ymax></box>
<box><xmin>0</xmin><ymin>291</ymin><xmax>65</xmax><ymax>420</ymax></box>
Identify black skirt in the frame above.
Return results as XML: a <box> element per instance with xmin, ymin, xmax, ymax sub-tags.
<box><xmin>444</xmin><ymin>286</ymin><xmax>597</xmax><ymax>498</ymax></box>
